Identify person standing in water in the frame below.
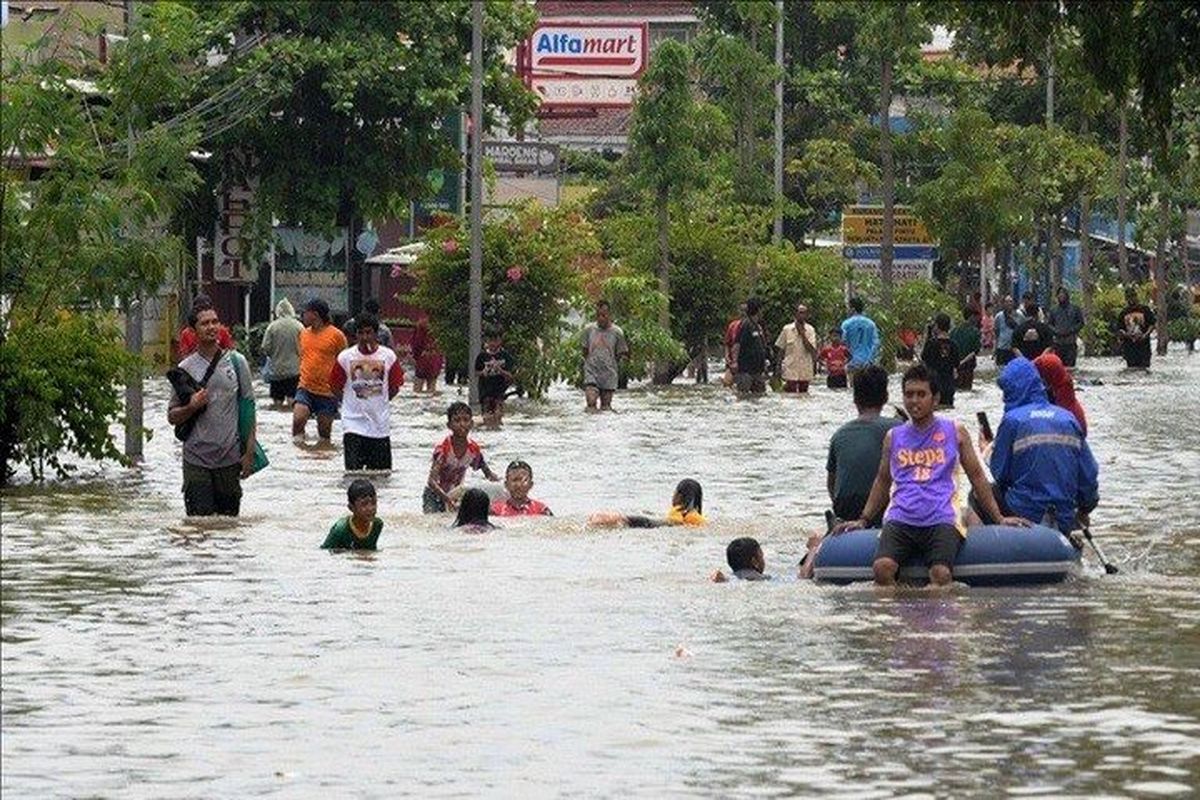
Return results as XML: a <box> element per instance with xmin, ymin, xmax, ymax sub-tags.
<box><xmin>775</xmin><ymin>302</ymin><xmax>819</xmax><ymax>394</ymax></box>
<box><xmin>1047</xmin><ymin>287</ymin><xmax>1085</xmax><ymax>367</ymax></box>
<box><xmin>841</xmin><ymin>296</ymin><xmax>880</xmax><ymax>381</ymax></box>
<box><xmin>260</xmin><ymin>297</ymin><xmax>304</xmax><ymax>407</ymax></box>
<box><xmin>581</xmin><ymin>300</ymin><xmax>630</xmax><ymax>412</ymax></box>
<box><xmin>834</xmin><ymin>364</ymin><xmax>1027</xmax><ymax>587</ymax></box>
<box><xmin>1116</xmin><ymin>286</ymin><xmax>1156</xmax><ymax>369</ymax></box>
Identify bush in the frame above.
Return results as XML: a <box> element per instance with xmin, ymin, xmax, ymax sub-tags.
<box><xmin>407</xmin><ymin>203</ymin><xmax>588</xmax><ymax>398</ymax></box>
<box><xmin>1081</xmin><ymin>283</ymin><xmax>1127</xmax><ymax>356</ymax></box>
<box><xmin>1</xmin><ymin>311</ymin><xmax>136</xmax><ymax>482</ymax></box>
<box><xmin>755</xmin><ymin>245</ymin><xmax>848</xmax><ymax>343</ymax></box>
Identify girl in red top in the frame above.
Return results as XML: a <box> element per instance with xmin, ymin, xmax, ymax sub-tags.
<box><xmin>1034</xmin><ymin>351</ymin><xmax>1088</xmax><ymax>435</ymax></box>
<box><xmin>818</xmin><ymin>328</ymin><xmax>852</xmax><ymax>389</ymax></box>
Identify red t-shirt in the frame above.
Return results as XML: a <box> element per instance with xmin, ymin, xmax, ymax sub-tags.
<box><xmin>178</xmin><ymin>325</ymin><xmax>235</xmax><ymax>357</ymax></box>
<box><xmin>818</xmin><ymin>344</ymin><xmax>851</xmax><ymax>376</ymax></box>
<box><xmin>431</xmin><ymin>435</ymin><xmax>487</xmax><ymax>493</ymax></box>
<box><xmin>490</xmin><ymin>497</ymin><xmax>552</xmax><ymax>517</ymax></box>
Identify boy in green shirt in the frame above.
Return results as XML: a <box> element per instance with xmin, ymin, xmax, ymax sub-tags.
<box><xmin>322</xmin><ymin>479</ymin><xmax>383</xmax><ymax>550</ymax></box>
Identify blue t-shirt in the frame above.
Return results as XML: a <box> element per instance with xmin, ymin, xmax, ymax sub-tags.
<box><xmin>841</xmin><ymin>314</ymin><xmax>880</xmax><ymax>368</ymax></box>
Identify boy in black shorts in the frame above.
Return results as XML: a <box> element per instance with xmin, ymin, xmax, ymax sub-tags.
<box><xmin>475</xmin><ymin>328</ymin><xmax>515</xmax><ymax>427</ymax></box>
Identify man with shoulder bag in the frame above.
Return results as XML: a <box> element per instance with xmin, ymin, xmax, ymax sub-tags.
<box><xmin>167</xmin><ymin>307</ymin><xmax>256</xmax><ymax>516</ymax></box>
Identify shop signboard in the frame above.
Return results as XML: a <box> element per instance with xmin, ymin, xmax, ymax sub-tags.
<box><xmin>528</xmin><ymin>22</ymin><xmax>647</xmax><ymax>77</ymax></box>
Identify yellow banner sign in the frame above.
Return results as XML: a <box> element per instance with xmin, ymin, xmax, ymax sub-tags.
<box><xmin>842</xmin><ymin>206</ymin><xmax>932</xmax><ymax>245</ymax></box>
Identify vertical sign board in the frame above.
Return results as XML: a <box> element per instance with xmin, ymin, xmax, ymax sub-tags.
<box><xmin>412</xmin><ymin>112</ymin><xmax>465</xmax><ymax>233</ymax></box>
<box><xmin>523</xmin><ymin>22</ymin><xmax>647</xmax><ymax>109</ymax></box>
<box><xmin>213</xmin><ymin>150</ymin><xmax>258</xmax><ymax>283</ymax></box>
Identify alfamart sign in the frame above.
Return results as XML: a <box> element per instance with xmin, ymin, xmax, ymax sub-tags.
<box><xmin>528</xmin><ymin>23</ymin><xmax>647</xmax><ymax>77</ymax></box>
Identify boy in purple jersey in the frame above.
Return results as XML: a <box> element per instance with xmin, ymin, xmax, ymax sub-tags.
<box><xmin>834</xmin><ymin>364</ymin><xmax>1029</xmax><ymax>586</ymax></box>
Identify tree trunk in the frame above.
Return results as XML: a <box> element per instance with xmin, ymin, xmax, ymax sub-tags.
<box><xmin>1117</xmin><ymin>97</ymin><xmax>1130</xmax><ymax>283</ymax></box>
<box><xmin>1000</xmin><ymin>240</ymin><xmax>1012</xmax><ymax>298</ymax></box>
<box><xmin>879</xmin><ymin>50</ymin><xmax>895</xmax><ymax>308</ymax></box>
<box><xmin>654</xmin><ymin>184</ymin><xmax>674</xmax><ymax>384</ymax></box>
<box><xmin>1079</xmin><ymin>189</ymin><xmax>1093</xmax><ymax>317</ymax></box>
<box><xmin>1049</xmin><ymin>215</ymin><xmax>1062</xmax><ymax>291</ymax></box>
<box><xmin>1155</xmin><ymin>197</ymin><xmax>1169</xmax><ymax>356</ymax></box>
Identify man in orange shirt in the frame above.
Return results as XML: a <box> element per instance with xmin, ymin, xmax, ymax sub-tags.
<box><xmin>293</xmin><ymin>298</ymin><xmax>348</xmax><ymax>444</ymax></box>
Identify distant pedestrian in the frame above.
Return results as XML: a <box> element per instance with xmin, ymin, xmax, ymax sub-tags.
<box><xmin>476</xmin><ymin>327</ymin><xmax>515</xmax><ymax>426</ymax></box>
<box><xmin>1013</xmin><ymin>310</ymin><xmax>1056</xmax><ymax>362</ymax></box>
<box><xmin>994</xmin><ymin>295</ymin><xmax>1019</xmax><ymax>366</ymax></box>
<box><xmin>344</xmin><ymin>298</ymin><xmax>394</xmax><ymax>349</ymax></box>
<box><xmin>1014</xmin><ymin>291</ymin><xmax>1041</xmax><ymax>325</ymax></box>
<box><xmin>410</xmin><ymin>318</ymin><xmax>444</xmax><ymax>393</ymax></box>
<box><xmin>167</xmin><ymin>307</ymin><xmax>256</xmax><ymax>516</ymax></box>
<box><xmin>293</xmin><ymin>298</ymin><xmax>347</xmax><ymax>444</ymax></box>
<box><xmin>581</xmin><ymin>300</ymin><xmax>630</xmax><ymax>412</ymax></box>
<box><xmin>775</xmin><ymin>302</ymin><xmax>818</xmax><ymax>393</ymax></box>
<box><xmin>731</xmin><ymin>297</ymin><xmax>769</xmax><ymax>395</ymax></box>
<box><xmin>1116</xmin><ymin>286</ymin><xmax>1156</xmax><ymax>369</ymax></box>
<box><xmin>981</xmin><ymin>301</ymin><xmax>996</xmax><ymax>351</ymax></box>
<box><xmin>920</xmin><ymin>313</ymin><xmax>960</xmax><ymax>409</ymax></box>
<box><xmin>949</xmin><ymin>307</ymin><xmax>982</xmax><ymax>390</ymax></box>
<box><xmin>841</xmin><ymin>296</ymin><xmax>880</xmax><ymax>381</ymax></box>
<box><xmin>722</xmin><ymin>306</ymin><xmax>745</xmax><ymax>388</ymax></box>
<box><xmin>818</xmin><ymin>328</ymin><xmax>851</xmax><ymax>389</ymax></box>
<box><xmin>1047</xmin><ymin>287</ymin><xmax>1085</xmax><ymax>367</ymax></box>
<box><xmin>260</xmin><ymin>297</ymin><xmax>303</xmax><ymax>407</ymax></box>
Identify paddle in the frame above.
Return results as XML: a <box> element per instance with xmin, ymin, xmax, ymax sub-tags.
<box><xmin>1081</xmin><ymin>525</ymin><xmax>1120</xmax><ymax>574</ymax></box>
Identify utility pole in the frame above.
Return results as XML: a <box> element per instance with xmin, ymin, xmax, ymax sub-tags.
<box><xmin>467</xmin><ymin>0</ymin><xmax>483</xmax><ymax>409</ymax></box>
<box><xmin>772</xmin><ymin>0</ymin><xmax>784</xmax><ymax>245</ymax></box>
<box><xmin>123</xmin><ymin>0</ymin><xmax>143</xmax><ymax>462</ymax></box>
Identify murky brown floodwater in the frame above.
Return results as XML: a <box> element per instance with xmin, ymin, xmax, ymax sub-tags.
<box><xmin>3</xmin><ymin>350</ymin><xmax>1199</xmax><ymax>797</ymax></box>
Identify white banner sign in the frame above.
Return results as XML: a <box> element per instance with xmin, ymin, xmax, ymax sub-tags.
<box><xmin>529</xmin><ymin>23</ymin><xmax>647</xmax><ymax>77</ymax></box>
<box><xmin>531</xmin><ymin>76</ymin><xmax>638</xmax><ymax>108</ymax></box>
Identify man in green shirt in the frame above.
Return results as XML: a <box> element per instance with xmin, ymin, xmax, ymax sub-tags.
<box><xmin>826</xmin><ymin>365</ymin><xmax>902</xmax><ymax>524</ymax></box>
<box><xmin>950</xmin><ymin>307</ymin><xmax>983</xmax><ymax>391</ymax></box>
<box><xmin>322</xmin><ymin>479</ymin><xmax>383</xmax><ymax>551</ymax></box>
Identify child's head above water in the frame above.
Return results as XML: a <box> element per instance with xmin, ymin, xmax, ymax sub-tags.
<box><xmin>672</xmin><ymin>479</ymin><xmax>703</xmax><ymax>514</ymax></box>
<box><xmin>505</xmin><ymin>460</ymin><xmax>534</xmax><ymax>502</ymax></box>
<box><xmin>347</xmin><ymin>478</ymin><xmax>378</xmax><ymax>522</ymax></box>
<box><xmin>454</xmin><ymin>487</ymin><xmax>493</xmax><ymax>528</ymax></box>
<box><xmin>446</xmin><ymin>401</ymin><xmax>473</xmax><ymax>433</ymax></box>
<box><xmin>726</xmin><ymin>536</ymin><xmax>765</xmax><ymax>575</ymax></box>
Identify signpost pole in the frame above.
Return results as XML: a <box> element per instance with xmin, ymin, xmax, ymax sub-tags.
<box><xmin>123</xmin><ymin>0</ymin><xmax>143</xmax><ymax>462</ymax></box>
<box><xmin>468</xmin><ymin>1</ymin><xmax>483</xmax><ymax>409</ymax></box>
<box><xmin>773</xmin><ymin>0</ymin><xmax>784</xmax><ymax>245</ymax></box>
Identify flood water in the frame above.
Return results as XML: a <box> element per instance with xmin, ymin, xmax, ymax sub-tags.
<box><xmin>3</xmin><ymin>352</ymin><xmax>1199</xmax><ymax>797</ymax></box>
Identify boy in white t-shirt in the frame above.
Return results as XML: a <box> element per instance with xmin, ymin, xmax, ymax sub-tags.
<box><xmin>329</xmin><ymin>312</ymin><xmax>404</xmax><ymax>470</ymax></box>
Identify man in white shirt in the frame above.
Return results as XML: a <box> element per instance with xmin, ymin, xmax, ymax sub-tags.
<box><xmin>775</xmin><ymin>303</ymin><xmax>818</xmax><ymax>393</ymax></box>
<box><xmin>329</xmin><ymin>312</ymin><xmax>405</xmax><ymax>470</ymax></box>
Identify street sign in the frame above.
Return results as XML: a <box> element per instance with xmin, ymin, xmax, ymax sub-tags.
<box><xmin>531</xmin><ymin>76</ymin><xmax>637</xmax><ymax>108</ymax></box>
<box><xmin>842</xmin><ymin>205</ymin><xmax>932</xmax><ymax>245</ymax></box>
<box><xmin>528</xmin><ymin>22</ymin><xmax>648</xmax><ymax>77</ymax></box>
<box><xmin>843</xmin><ymin>245</ymin><xmax>939</xmax><ymax>261</ymax></box>
<box><xmin>483</xmin><ymin>140</ymin><xmax>560</xmax><ymax>173</ymax></box>
<box><xmin>850</xmin><ymin>262</ymin><xmax>934</xmax><ymax>281</ymax></box>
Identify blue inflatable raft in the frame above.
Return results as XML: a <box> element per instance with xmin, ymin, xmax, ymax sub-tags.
<box><xmin>811</xmin><ymin>525</ymin><xmax>1081</xmax><ymax>586</ymax></box>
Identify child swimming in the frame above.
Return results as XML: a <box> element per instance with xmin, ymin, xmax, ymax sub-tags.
<box><xmin>711</xmin><ymin>537</ymin><xmax>769</xmax><ymax>582</ymax></box>
<box><xmin>454</xmin><ymin>487</ymin><xmax>497</xmax><ymax>530</ymax></box>
<box><xmin>588</xmin><ymin>479</ymin><xmax>706</xmax><ymax>528</ymax></box>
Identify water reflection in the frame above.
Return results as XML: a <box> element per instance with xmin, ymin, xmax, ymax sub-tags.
<box><xmin>2</xmin><ymin>354</ymin><xmax>1199</xmax><ymax>795</ymax></box>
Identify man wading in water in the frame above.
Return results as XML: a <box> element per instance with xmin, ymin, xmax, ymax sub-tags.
<box><xmin>834</xmin><ymin>364</ymin><xmax>1027</xmax><ymax>587</ymax></box>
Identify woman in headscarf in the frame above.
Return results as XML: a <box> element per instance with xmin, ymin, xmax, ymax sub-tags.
<box><xmin>1033</xmin><ymin>351</ymin><xmax>1088</xmax><ymax>435</ymax></box>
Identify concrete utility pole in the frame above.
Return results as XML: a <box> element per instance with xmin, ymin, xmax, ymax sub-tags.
<box><xmin>467</xmin><ymin>0</ymin><xmax>483</xmax><ymax>408</ymax></box>
<box><xmin>772</xmin><ymin>0</ymin><xmax>784</xmax><ymax>245</ymax></box>
<box><xmin>123</xmin><ymin>0</ymin><xmax>143</xmax><ymax>462</ymax></box>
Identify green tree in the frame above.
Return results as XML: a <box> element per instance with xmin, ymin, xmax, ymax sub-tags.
<box><xmin>787</xmin><ymin>138</ymin><xmax>878</xmax><ymax>239</ymax></box>
<box><xmin>627</xmin><ymin>38</ymin><xmax>709</xmax><ymax>376</ymax></box>
<box><xmin>914</xmin><ymin>108</ymin><xmax>1020</xmax><ymax>297</ymax></box>
<box><xmin>190</xmin><ymin>1</ymin><xmax>537</xmax><ymax>240</ymax></box>
<box><xmin>1</xmin><ymin>7</ymin><xmax>202</xmax><ymax>481</ymax></box>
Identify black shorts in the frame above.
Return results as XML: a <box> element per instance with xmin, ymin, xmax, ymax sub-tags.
<box><xmin>735</xmin><ymin>372</ymin><xmax>766</xmax><ymax>394</ymax></box>
<box><xmin>182</xmin><ymin>462</ymin><xmax>242</xmax><ymax>517</ymax></box>
<box><xmin>343</xmin><ymin>432</ymin><xmax>392</xmax><ymax>471</ymax></box>
<box><xmin>269</xmin><ymin>375</ymin><xmax>299</xmax><ymax>401</ymax></box>
<box><xmin>827</xmin><ymin>373</ymin><xmax>848</xmax><ymax>389</ymax></box>
<box><xmin>876</xmin><ymin>520</ymin><xmax>963</xmax><ymax>568</ymax></box>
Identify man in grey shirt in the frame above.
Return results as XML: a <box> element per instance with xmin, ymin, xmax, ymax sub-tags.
<box><xmin>580</xmin><ymin>300</ymin><xmax>629</xmax><ymax>412</ymax></box>
<box><xmin>168</xmin><ymin>307</ymin><xmax>256</xmax><ymax>516</ymax></box>
<box><xmin>260</xmin><ymin>297</ymin><xmax>304</xmax><ymax>406</ymax></box>
<box><xmin>1047</xmin><ymin>286</ymin><xmax>1085</xmax><ymax>367</ymax></box>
